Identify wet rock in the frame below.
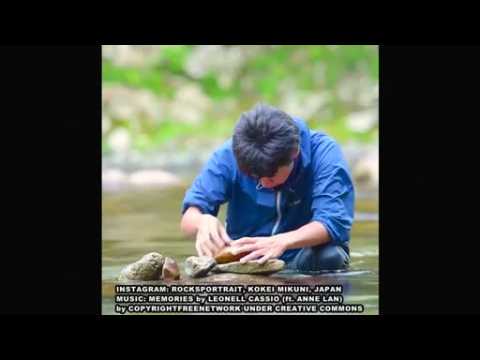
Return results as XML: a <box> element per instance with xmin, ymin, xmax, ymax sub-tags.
<box><xmin>118</xmin><ymin>252</ymin><xmax>165</xmax><ymax>281</ymax></box>
<box><xmin>162</xmin><ymin>257</ymin><xmax>181</xmax><ymax>280</ymax></box>
<box><xmin>184</xmin><ymin>256</ymin><xmax>216</xmax><ymax>278</ymax></box>
<box><xmin>212</xmin><ymin>259</ymin><xmax>285</xmax><ymax>275</ymax></box>
<box><xmin>214</xmin><ymin>247</ymin><xmax>250</xmax><ymax>264</ymax></box>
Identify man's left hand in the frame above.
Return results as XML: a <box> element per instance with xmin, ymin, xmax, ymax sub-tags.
<box><xmin>229</xmin><ymin>235</ymin><xmax>288</xmax><ymax>264</ymax></box>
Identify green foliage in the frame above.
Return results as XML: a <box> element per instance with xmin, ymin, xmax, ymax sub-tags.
<box><xmin>200</xmin><ymin>73</ymin><xmax>232</xmax><ymax>100</ymax></box>
<box><xmin>102</xmin><ymin>45</ymin><xmax>378</xmax><ymax>154</ymax></box>
<box><xmin>156</xmin><ymin>45</ymin><xmax>193</xmax><ymax>74</ymax></box>
<box><xmin>103</xmin><ymin>60</ymin><xmax>171</xmax><ymax>97</ymax></box>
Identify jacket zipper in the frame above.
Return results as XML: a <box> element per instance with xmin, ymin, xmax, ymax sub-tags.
<box><xmin>271</xmin><ymin>191</ymin><xmax>282</xmax><ymax>235</ymax></box>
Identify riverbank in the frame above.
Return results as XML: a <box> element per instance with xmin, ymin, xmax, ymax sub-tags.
<box><xmin>102</xmin><ymin>141</ymin><xmax>378</xmax><ymax>192</ymax></box>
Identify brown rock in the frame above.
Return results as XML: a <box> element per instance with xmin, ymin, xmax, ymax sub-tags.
<box><xmin>162</xmin><ymin>257</ymin><xmax>180</xmax><ymax>280</ymax></box>
<box><xmin>214</xmin><ymin>246</ymin><xmax>250</xmax><ymax>264</ymax></box>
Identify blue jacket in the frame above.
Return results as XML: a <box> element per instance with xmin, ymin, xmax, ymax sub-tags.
<box><xmin>181</xmin><ymin>117</ymin><xmax>355</xmax><ymax>262</ymax></box>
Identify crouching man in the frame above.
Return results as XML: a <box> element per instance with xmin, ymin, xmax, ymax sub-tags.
<box><xmin>180</xmin><ymin>103</ymin><xmax>355</xmax><ymax>272</ymax></box>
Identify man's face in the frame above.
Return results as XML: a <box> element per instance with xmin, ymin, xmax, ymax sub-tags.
<box><xmin>258</xmin><ymin>161</ymin><xmax>295</xmax><ymax>189</ymax></box>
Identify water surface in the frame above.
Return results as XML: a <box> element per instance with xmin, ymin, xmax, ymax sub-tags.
<box><xmin>102</xmin><ymin>185</ymin><xmax>378</xmax><ymax>315</ymax></box>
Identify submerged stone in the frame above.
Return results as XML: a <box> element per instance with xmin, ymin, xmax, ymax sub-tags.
<box><xmin>212</xmin><ymin>259</ymin><xmax>285</xmax><ymax>275</ymax></box>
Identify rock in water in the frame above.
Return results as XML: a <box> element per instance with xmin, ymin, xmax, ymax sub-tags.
<box><xmin>214</xmin><ymin>247</ymin><xmax>250</xmax><ymax>264</ymax></box>
<box><xmin>118</xmin><ymin>252</ymin><xmax>165</xmax><ymax>281</ymax></box>
<box><xmin>212</xmin><ymin>259</ymin><xmax>285</xmax><ymax>275</ymax></box>
<box><xmin>162</xmin><ymin>257</ymin><xmax>180</xmax><ymax>280</ymax></box>
<box><xmin>184</xmin><ymin>256</ymin><xmax>216</xmax><ymax>278</ymax></box>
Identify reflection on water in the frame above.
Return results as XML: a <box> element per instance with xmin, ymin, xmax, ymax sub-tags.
<box><xmin>102</xmin><ymin>186</ymin><xmax>379</xmax><ymax>315</ymax></box>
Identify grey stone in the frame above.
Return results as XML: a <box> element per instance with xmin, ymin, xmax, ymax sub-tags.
<box><xmin>184</xmin><ymin>256</ymin><xmax>216</xmax><ymax>278</ymax></box>
<box><xmin>118</xmin><ymin>252</ymin><xmax>165</xmax><ymax>281</ymax></box>
<box><xmin>212</xmin><ymin>259</ymin><xmax>285</xmax><ymax>275</ymax></box>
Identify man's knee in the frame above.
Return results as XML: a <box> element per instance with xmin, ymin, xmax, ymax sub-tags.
<box><xmin>289</xmin><ymin>243</ymin><xmax>349</xmax><ymax>272</ymax></box>
<box><xmin>317</xmin><ymin>245</ymin><xmax>349</xmax><ymax>270</ymax></box>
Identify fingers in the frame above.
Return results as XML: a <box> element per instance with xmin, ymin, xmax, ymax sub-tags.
<box><xmin>196</xmin><ymin>215</ymin><xmax>228</xmax><ymax>257</ymax></box>
<box><xmin>201</xmin><ymin>241</ymin><xmax>215</xmax><ymax>257</ymax></box>
<box><xmin>220</xmin><ymin>225</ymin><xmax>232</xmax><ymax>246</ymax></box>
<box><xmin>195</xmin><ymin>240</ymin><xmax>204</xmax><ymax>257</ymax></box>
<box><xmin>233</xmin><ymin>237</ymin><xmax>257</xmax><ymax>246</ymax></box>
<box><xmin>196</xmin><ymin>230</ymin><xmax>215</xmax><ymax>257</ymax></box>
<box><xmin>239</xmin><ymin>249</ymin><xmax>265</xmax><ymax>263</ymax></box>
<box><xmin>196</xmin><ymin>238</ymin><xmax>210</xmax><ymax>257</ymax></box>
<box><xmin>241</xmin><ymin>250</ymin><xmax>275</xmax><ymax>264</ymax></box>
<box><xmin>230</xmin><ymin>243</ymin><xmax>258</xmax><ymax>255</ymax></box>
<box><xmin>207</xmin><ymin>222</ymin><xmax>223</xmax><ymax>250</ymax></box>
<box><xmin>257</xmin><ymin>251</ymin><xmax>273</xmax><ymax>264</ymax></box>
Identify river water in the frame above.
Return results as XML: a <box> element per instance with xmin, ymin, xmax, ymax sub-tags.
<box><xmin>102</xmin><ymin>185</ymin><xmax>378</xmax><ymax>315</ymax></box>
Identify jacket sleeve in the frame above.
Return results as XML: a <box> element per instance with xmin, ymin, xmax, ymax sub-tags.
<box><xmin>310</xmin><ymin>139</ymin><xmax>355</xmax><ymax>245</ymax></box>
<box><xmin>181</xmin><ymin>144</ymin><xmax>234</xmax><ymax>217</ymax></box>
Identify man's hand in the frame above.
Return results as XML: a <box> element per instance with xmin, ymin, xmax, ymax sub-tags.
<box><xmin>195</xmin><ymin>214</ymin><xmax>232</xmax><ymax>257</ymax></box>
<box><xmin>229</xmin><ymin>235</ymin><xmax>288</xmax><ymax>264</ymax></box>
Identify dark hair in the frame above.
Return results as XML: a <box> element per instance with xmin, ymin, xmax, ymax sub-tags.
<box><xmin>232</xmin><ymin>103</ymin><xmax>300</xmax><ymax>178</ymax></box>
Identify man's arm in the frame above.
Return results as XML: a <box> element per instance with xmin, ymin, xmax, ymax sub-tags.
<box><xmin>230</xmin><ymin>221</ymin><xmax>330</xmax><ymax>263</ymax></box>
<box><xmin>309</xmin><ymin>138</ymin><xmax>355</xmax><ymax>245</ymax></box>
<box><xmin>180</xmin><ymin>206</ymin><xmax>204</xmax><ymax>238</ymax></box>
<box><xmin>180</xmin><ymin>142</ymin><xmax>235</xmax><ymax>257</ymax></box>
<box><xmin>277</xmin><ymin>220</ymin><xmax>330</xmax><ymax>250</ymax></box>
<box><xmin>181</xmin><ymin>206</ymin><xmax>231</xmax><ymax>257</ymax></box>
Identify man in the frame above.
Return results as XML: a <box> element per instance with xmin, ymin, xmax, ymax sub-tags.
<box><xmin>180</xmin><ymin>103</ymin><xmax>355</xmax><ymax>272</ymax></box>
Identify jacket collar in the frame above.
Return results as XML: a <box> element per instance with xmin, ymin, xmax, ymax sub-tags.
<box><xmin>292</xmin><ymin>116</ymin><xmax>312</xmax><ymax>169</ymax></box>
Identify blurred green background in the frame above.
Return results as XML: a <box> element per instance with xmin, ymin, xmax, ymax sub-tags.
<box><xmin>102</xmin><ymin>45</ymin><xmax>378</xmax><ymax>188</ymax></box>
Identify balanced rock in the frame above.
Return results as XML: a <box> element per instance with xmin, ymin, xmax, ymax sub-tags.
<box><xmin>118</xmin><ymin>252</ymin><xmax>165</xmax><ymax>281</ymax></box>
<box><xmin>184</xmin><ymin>256</ymin><xmax>216</xmax><ymax>278</ymax></box>
<box><xmin>212</xmin><ymin>259</ymin><xmax>285</xmax><ymax>275</ymax></box>
<box><xmin>162</xmin><ymin>257</ymin><xmax>181</xmax><ymax>280</ymax></box>
<box><xmin>214</xmin><ymin>246</ymin><xmax>250</xmax><ymax>264</ymax></box>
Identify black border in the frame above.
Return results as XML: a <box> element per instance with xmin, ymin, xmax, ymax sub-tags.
<box><xmin>2</xmin><ymin>45</ymin><xmax>480</xmax><ymax>316</ymax></box>
<box><xmin>1</xmin><ymin>46</ymin><xmax>102</xmax><ymax>315</ymax></box>
<box><xmin>380</xmin><ymin>46</ymin><xmax>480</xmax><ymax>314</ymax></box>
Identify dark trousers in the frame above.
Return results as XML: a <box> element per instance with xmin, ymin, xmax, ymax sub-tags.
<box><xmin>286</xmin><ymin>242</ymin><xmax>350</xmax><ymax>272</ymax></box>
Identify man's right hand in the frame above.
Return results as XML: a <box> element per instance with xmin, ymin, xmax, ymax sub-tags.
<box><xmin>195</xmin><ymin>214</ymin><xmax>232</xmax><ymax>257</ymax></box>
